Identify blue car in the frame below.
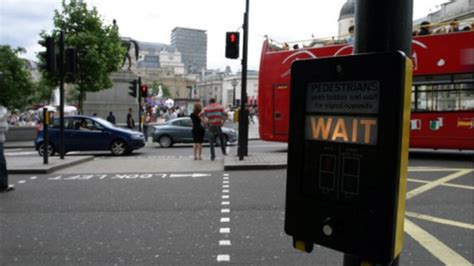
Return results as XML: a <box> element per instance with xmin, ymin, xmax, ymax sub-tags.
<box><xmin>35</xmin><ymin>115</ymin><xmax>145</xmax><ymax>156</ymax></box>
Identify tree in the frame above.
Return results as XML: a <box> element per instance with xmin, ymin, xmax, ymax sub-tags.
<box><xmin>0</xmin><ymin>45</ymin><xmax>36</xmax><ymax>110</ymax></box>
<box><xmin>39</xmin><ymin>0</ymin><xmax>126</xmax><ymax>112</ymax></box>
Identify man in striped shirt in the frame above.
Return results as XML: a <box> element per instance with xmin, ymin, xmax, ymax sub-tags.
<box><xmin>201</xmin><ymin>98</ymin><xmax>228</xmax><ymax>160</ymax></box>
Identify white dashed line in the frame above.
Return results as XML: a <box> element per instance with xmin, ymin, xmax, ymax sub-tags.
<box><xmin>217</xmin><ymin>255</ymin><xmax>230</xmax><ymax>262</ymax></box>
<box><xmin>220</xmin><ymin>228</ymin><xmax>230</xmax><ymax>234</ymax></box>
<box><xmin>219</xmin><ymin>240</ymin><xmax>231</xmax><ymax>246</ymax></box>
<box><xmin>217</xmin><ymin>173</ymin><xmax>231</xmax><ymax>262</ymax></box>
<box><xmin>18</xmin><ymin>180</ymin><xmax>26</xmax><ymax>184</ymax></box>
<box><xmin>29</xmin><ymin>176</ymin><xmax>37</xmax><ymax>180</ymax></box>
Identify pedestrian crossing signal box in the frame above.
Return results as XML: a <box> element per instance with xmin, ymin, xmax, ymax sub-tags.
<box><xmin>285</xmin><ymin>52</ymin><xmax>412</xmax><ymax>264</ymax></box>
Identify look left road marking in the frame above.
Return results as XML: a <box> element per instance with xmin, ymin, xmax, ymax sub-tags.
<box><xmin>405</xmin><ymin>218</ymin><xmax>471</xmax><ymax>265</ymax></box>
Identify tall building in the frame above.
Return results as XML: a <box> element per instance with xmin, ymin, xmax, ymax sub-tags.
<box><xmin>171</xmin><ymin>27</ymin><xmax>207</xmax><ymax>74</ymax></box>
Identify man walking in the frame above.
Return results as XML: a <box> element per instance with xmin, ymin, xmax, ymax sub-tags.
<box><xmin>201</xmin><ymin>98</ymin><xmax>228</xmax><ymax>160</ymax></box>
<box><xmin>106</xmin><ymin>111</ymin><xmax>116</xmax><ymax>124</ymax></box>
<box><xmin>0</xmin><ymin>105</ymin><xmax>14</xmax><ymax>192</ymax></box>
<box><xmin>126</xmin><ymin>108</ymin><xmax>134</xmax><ymax>129</ymax></box>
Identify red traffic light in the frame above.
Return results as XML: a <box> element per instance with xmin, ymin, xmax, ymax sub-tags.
<box><xmin>225</xmin><ymin>32</ymin><xmax>240</xmax><ymax>59</ymax></box>
<box><xmin>230</xmin><ymin>33</ymin><xmax>237</xmax><ymax>43</ymax></box>
<box><xmin>140</xmin><ymin>85</ymin><xmax>148</xmax><ymax>97</ymax></box>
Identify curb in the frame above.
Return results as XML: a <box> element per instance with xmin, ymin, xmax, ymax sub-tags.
<box><xmin>7</xmin><ymin>156</ymin><xmax>95</xmax><ymax>174</ymax></box>
<box><xmin>224</xmin><ymin>163</ymin><xmax>287</xmax><ymax>171</ymax></box>
<box><xmin>4</xmin><ymin>145</ymin><xmax>35</xmax><ymax>149</ymax></box>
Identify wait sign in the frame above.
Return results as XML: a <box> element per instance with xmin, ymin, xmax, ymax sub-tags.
<box><xmin>306</xmin><ymin>116</ymin><xmax>377</xmax><ymax>145</ymax></box>
<box><xmin>285</xmin><ymin>52</ymin><xmax>412</xmax><ymax>264</ymax></box>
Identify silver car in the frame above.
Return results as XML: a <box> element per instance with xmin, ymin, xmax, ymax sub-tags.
<box><xmin>152</xmin><ymin>117</ymin><xmax>237</xmax><ymax>148</ymax></box>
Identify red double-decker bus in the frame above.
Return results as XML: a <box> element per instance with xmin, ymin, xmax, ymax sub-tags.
<box><xmin>258</xmin><ymin>31</ymin><xmax>474</xmax><ymax>150</ymax></box>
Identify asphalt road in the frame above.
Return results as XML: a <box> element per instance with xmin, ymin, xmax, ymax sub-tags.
<box><xmin>1</xmin><ymin>141</ymin><xmax>473</xmax><ymax>265</ymax></box>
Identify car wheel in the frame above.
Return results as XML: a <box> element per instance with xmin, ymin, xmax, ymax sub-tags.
<box><xmin>38</xmin><ymin>142</ymin><xmax>55</xmax><ymax>156</ymax></box>
<box><xmin>110</xmin><ymin>140</ymin><xmax>128</xmax><ymax>156</ymax></box>
<box><xmin>159</xmin><ymin>135</ymin><xmax>173</xmax><ymax>148</ymax></box>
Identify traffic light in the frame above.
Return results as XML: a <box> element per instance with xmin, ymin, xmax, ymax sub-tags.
<box><xmin>140</xmin><ymin>84</ymin><xmax>148</xmax><ymax>98</ymax></box>
<box><xmin>38</xmin><ymin>37</ymin><xmax>56</xmax><ymax>73</ymax></box>
<box><xmin>129</xmin><ymin>79</ymin><xmax>138</xmax><ymax>98</ymax></box>
<box><xmin>65</xmin><ymin>48</ymin><xmax>78</xmax><ymax>74</ymax></box>
<box><xmin>225</xmin><ymin>32</ymin><xmax>239</xmax><ymax>59</ymax></box>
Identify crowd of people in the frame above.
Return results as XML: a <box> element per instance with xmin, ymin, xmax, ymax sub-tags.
<box><xmin>268</xmin><ymin>19</ymin><xmax>473</xmax><ymax>52</ymax></box>
<box><xmin>414</xmin><ymin>19</ymin><xmax>473</xmax><ymax>36</ymax></box>
<box><xmin>4</xmin><ymin>110</ymin><xmax>40</xmax><ymax>127</ymax></box>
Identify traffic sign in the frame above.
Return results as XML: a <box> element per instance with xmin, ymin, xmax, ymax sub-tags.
<box><xmin>285</xmin><ymin>52</ymin><xmax>412</xmax><ymax>264</ymax></box>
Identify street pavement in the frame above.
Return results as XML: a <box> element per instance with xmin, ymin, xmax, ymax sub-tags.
<box><xmin>1</xmin><ymin>119</ymin><xmax>473</xmax><ymax>265</ymax></box>
<box><xmin>1</xmin><ymin>158</ymin><xmax>472</xmax><ymax>265</ymax></box>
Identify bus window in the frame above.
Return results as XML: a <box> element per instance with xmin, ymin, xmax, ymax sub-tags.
<box><xmin>458</xmin><ymin>83</ymin><xmax>474</xmax><ymax>110</ymax></box>
<box><xmin>414</xmin><ymin>82</ymin><xmax>474</xmax><ymax>111</ymax></box>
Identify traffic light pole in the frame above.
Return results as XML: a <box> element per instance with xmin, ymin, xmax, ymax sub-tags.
<box><xmin>342</xmin><ymin>0</ymin><xmax>412</xmax><ymax>265</ymax></box>
<box><xmin>238</xmin><ymin>0</ymin><xmax>250</xmax><ymax>160</ymax></box>
<box><xmin>59</xmin><ymin>31</ymin><xmax>65</xmax><ymax>160</ymax></box>
<box><xmin>138</xmin><ymin>76</ymin><xmax>142</xmax><ymax>132</ymax></box>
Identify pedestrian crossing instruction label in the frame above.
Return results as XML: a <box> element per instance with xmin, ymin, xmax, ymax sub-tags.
<box><xmin>306</xmin><ymin>81</ymin><xmax>380</xmax><ymax>114</ymax></box>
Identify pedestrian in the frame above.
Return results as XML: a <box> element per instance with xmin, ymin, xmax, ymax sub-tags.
<box><xmin>346</xmin><ymin>25</ymin><xmax>355</xmax><ymax>44</ymax></box>
<box><xmin>106</xmin><ymin>111</ymin><xmax>116</xmax><ymax>124</ymax></box>
<box><xmin>0</xmin><ymin>105</ymin><xmax>14</xmax><ymax>192</ymax></box>
<box><xmin>248</xmin><ymin>106</ymin><xmax>255</xmax><ymax>124</ymax></box>
<box><xmin>143</xmin><ymin>107</ymin><xmax>153</xmax><ymax>142</ymax></box>
<box><xmin>126</xmin><ymin>108</ymin><xmax>135</xmax><ymax>129</ymax></box>
<box><xmin>200</xmin><ymin>98</ymin><xmax>228</xmax><ymax>160</ymax></box>
<box><xmin>164</xmin><ymin>108</ymin><xmax>177</xmax><ymax>122</ymax></box>
<box><xmin>190</xmin><ymin>102</ymin><xmax>205</xmax><ymax>160</ymax></box>
<box><xmin>418</xmin><ymin>21</ymin><xmax>431</xmax><ymax>36</ymax></box>
<box><xmin>448</xmin><ymin>19</ymin><xmax>459</xmax><ymax>33</ymax></box>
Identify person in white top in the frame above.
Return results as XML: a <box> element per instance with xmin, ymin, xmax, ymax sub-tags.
<box><xmin>0</xmin><ymin>105</ymin><xmax>14</xmax><ymax>192</ymax></box>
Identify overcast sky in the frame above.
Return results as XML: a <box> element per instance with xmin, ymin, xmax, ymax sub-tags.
<box><xmin>0</xmin><ymin>0</ymin><xmax>448</xmax><ymax>72</ymax></box>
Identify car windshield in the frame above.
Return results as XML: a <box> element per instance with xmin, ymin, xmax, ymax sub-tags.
<box><xmin>94</xmin><ymin>117</ymin><xmax>115</xmax><ymax>128</ymax></box>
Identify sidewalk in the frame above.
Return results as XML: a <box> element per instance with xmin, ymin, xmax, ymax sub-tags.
<box><xmin>4</xmin><ymin>119</ymin><xmax>284</xmax><ymax>173</ymax></box>
<box><xmin>223</xmin><ymin>152</ymin><xmax>287</xmax><ymax>170</ymax></box>
<box><xmin>4</xmin><ymin>140</ymin><xmax>34</xmax><ymax>149</ymax></box>
<box><xmin>6</xmin><ymin>155</ymin><xmax>94</xmax><ymax>174</ymax></box>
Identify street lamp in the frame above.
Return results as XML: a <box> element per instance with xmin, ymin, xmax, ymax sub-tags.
<box><xmin>231</xmin><ymin>78</ymin><xmax>238</xmax><ymax>107</ymax></box>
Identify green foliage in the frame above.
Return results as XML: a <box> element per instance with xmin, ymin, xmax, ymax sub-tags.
<box><xmin>0</xmin><ymin>45</ymin><xmax>36</xmax><ymax>109</ymax></box>
<box><xmin>38</xmin><ymin>0</ymin><xmax>126</xmax><ymax>109</ymax></box>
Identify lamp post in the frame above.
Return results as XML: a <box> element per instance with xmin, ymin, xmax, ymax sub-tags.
<box><xmin>231</xmin><ymin>78</ymin><xmax>238</xmax><ymax>107</ymax></box>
